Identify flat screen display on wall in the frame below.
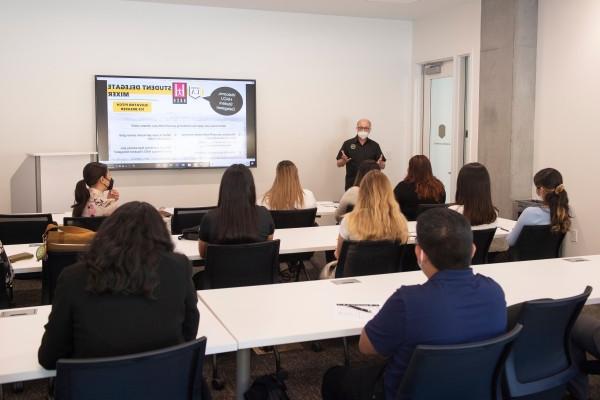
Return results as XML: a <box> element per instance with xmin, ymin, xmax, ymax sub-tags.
<box><xmin>95</xmin><ymin>75</ymin><xmax>257</xmax><ymax>170</ymax></box>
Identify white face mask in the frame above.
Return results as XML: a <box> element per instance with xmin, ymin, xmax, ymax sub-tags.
<box><xmin>357</xmin><ymin>130</ymin><xmax>369</xmax><ymax>140</ymax></box>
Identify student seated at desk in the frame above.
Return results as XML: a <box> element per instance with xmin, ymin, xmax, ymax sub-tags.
<box><xmin>198</xmin><ymin>164</ymin><xmax>275</xmax><ymax>258</ymax></box>
<box><xmin>449</xmin><ymin>162</ymin><xmax>498</xmax><ymax>230</ymax></box>
<box><xmin>335</xmin><ymin>160</ymin><xmax>380</xmax><ymax>223</ymax></box>
<box><xmin>38</xmin><ymin>202</ymin><xmax>199</xmax><ymax>369</ymax></box>
<box><xmin>72</xmin><ymin>162</ymin><xmax>120</xmax><ymax>217</ymax></box>
<box><xmin>506</xmin><ymin>168</ymin><xmax>571</xmax><ymax>246</ymax></box>
<box><xmin>322</xmin><ymin>208</ymin><xmax>507</xmax><ymax>400</ymax></box>
<box><xmin>321</xmin><ymin>170</ymin><xmax>408</xmax><ymax>278</ymax></box>
<box><xmin>393</xmin><ymin>155</ymin><xmax>445</xmax><ymax>221</ymax></box>
<box><xmin>259</xmin><ymin>160</ymin><xmax>317</xmax><ymax>210</ymax></box>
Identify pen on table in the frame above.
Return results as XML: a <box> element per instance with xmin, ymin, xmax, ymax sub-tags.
<box><xmin>498</xmin><ymin>227</ymin><xmax>510</xmax><ymax>232</ymax></box>
<box><xmin>337</xmin><ymin>303</ymin><xmax>379</xmax><ymax>307</ymax></box>
<box><xmin>337</xmin><ymin>304</ymin><xmax>373</xmax><ymax>313</ymax></box>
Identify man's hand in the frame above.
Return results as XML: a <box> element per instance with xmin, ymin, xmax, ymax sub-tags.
<box><xmin>339</xmin><ymin>150</ymin><xmax>351</xmax><ymax>165</ymax></box>
<box><xmin>377</xmin><ymin>154</ymin><xmax>386</xmax><ymax>169</ymax></box>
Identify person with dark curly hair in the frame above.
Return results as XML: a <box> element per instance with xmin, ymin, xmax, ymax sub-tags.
<box><xmin>38</xmin><ymin>201</ymin><xmax>199</xmax><ymax>369</ymax></box>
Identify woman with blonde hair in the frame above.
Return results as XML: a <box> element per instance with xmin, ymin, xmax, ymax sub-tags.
<box><xmin>338</xmin><ymin>170</ymin><xmax>409</xmax><ymax>252</ymax></box>
<box><xmin>321</xmin><ymin>170</ymin><xmax>408</xmax><ymax>278</ymax></box>
<box><xmin>260</xmin><ymin>160</ymin><xmax>316</xmax><ymax>210</ymax></box>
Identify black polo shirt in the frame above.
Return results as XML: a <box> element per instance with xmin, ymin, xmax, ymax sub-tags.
<box><xmin>336</xmin><ymin>136</ymin><xmax>386</xmax><ymax>190</ymax></box>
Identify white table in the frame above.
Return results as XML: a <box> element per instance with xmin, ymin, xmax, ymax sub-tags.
<box><xmin>163</xmin><ymin>202</ymin><xmax>338</xmax><ymax>219</ymax></box>
<box><xmin>173</xmin><ymin>218</ymin><xmax>516</xmax><ymax>261</ymax></box>
<box><xmin>0</xmin><ymin>298</ymin><xmax>237</xmax><ymax>385</ymax></box>
<box><xmin>7</xmin><ymin>218</ymin><xmax>517</xmax><ymax>274</ymax></box>
<box><xmin>199</xmin><ymin>255</ymin><xmax>600</xmax><ymax>398</ymax></box>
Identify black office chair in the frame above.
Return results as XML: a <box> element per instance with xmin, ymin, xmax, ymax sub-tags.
<box><xmin>203</xmin><ymin>240</ymin><xmax>282</xmax><ymax>387</ymax></box>
<box><xmin>510</xmin><ymin>225</ymin><xmax>566</xmax><ymax>261</ymax></box>
<box><xmin>270</xmin><ymin>208</ymin><xmax>317</xmax><ymax>281</ymax></box>
<box><xmin>55</xmin><ymin>337</ymin><xmax>208</xmax><ymax>400</ymax></box>
<box><xmin>503</xmin><ymin>286</ymin><xmax>592</xmax><ymax>399</ymax></box>
<box><xmin>472</xmin><ymin>227</ymin><xmax>497</xmax><ymax>265</ymax></box>
<box><xmin>42</xmin><ymin>245</ymin><xmax>89</xmax><ymax>305</ymax></box>
<box><xmin>415</xmin><ymin>203</ymin><xmax>449</xmax><ymax>219</ymax></box>
<box><xmin>63</xmin><ymin>216</ymin><xmax>107</xmax><ymax>232</ymax></box>
<box><xmin>171</xmin><ymin>207</ymin><xmax>216</xmax><ymax>235</ymax></box>
<box><xmin>0</xmin><ymin>213</ymin><xmax>53</xmax><ymax>245</ymax></box>
<box><xmin>336</xmin><ymin>240</ymin><xmax>405</xmax><ymax>278</ymax></box>
<box><xmin>397</xmin><ymin>324</ymin><xmax>523</xmax><ymax>400</ymax></box>
<box><xmin>336</xmin><ymin>239</ymin><xmax>405</xmax><ymax>365</ymax></box>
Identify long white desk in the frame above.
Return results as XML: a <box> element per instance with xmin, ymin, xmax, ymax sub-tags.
<box><xmin>6</xmin><ymin>218</ymin><xmax>517</xmax><ymax>274</ymax></box>
<box><xmin>199</xmin><ymin>255</ymin><xmax>600</xmax><ymax>398</ymax></box>
<box><xmin>0</xmin><ymin>298</ymin><xmax>237</xmax><ymax>385</ymax></box>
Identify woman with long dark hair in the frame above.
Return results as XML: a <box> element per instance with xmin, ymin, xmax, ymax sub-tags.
<box><xmin>198</xmin><ymin>164</ymin><xmax>274</xmax><ymax>257</ymax></box>
<box><xmin>507</xmin><ymin>168</ymin><xmax>571</xmax><ymax>246</ymax></box>
<box><xmin>450</xmin><ymin>163</ymin><xmax>498</xmax><ymax>228</ymax></box>
<box><xmin>393</xmin><ymin>155</ymin><xmax>445</xmax><ymax>220</ymax></box>
<box><xmin>72</xmin><ymin>162</ymin><xmax>119</xmax><ymax>217</ymax></box>
<box><xmin>39</xmin><ymin>201</ymin><xmax>199</xmax><ymax>368</ymax></box>
<box><xmin>335</xmin><ymin>160</ymin><xmax>381</xmax><ymax>222</ymax></box>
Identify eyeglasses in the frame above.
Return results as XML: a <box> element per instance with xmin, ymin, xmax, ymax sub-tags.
<box><xmin>356</xmin><ymin>127</ymin><xmax>371</xmax><ymax>131</ymax></box>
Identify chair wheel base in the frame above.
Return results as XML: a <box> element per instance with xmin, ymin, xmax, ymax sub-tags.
<box><xmin>211</xmin><ymin>378</ymin><xmax>225</xmax><ymax>390</ymax></box>
<box><xmin>311</xmin><ymin>342</ymin><xmax>323</xmax><ymax>352</ymax></box>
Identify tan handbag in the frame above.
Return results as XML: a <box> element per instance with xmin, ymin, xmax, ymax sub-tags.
<box><xmin>36</xmin><ymin>224</ymin><xmax>95</xmax><ymax>260</ymax></box>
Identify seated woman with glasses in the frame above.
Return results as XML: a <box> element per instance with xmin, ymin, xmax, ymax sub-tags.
<box><xmin>39</xmin><ymin>202</ymin><xmax>199</xmax><ymax>369</ymax></box>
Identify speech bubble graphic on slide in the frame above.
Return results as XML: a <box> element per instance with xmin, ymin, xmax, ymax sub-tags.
<box><xmin>204</xmin><ymin>87</ymin><xmax>243</xmax><ymax>116</ymax></box>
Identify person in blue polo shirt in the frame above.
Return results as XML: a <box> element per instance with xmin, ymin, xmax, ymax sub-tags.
<box><xmin>322</xmin><ymin>207</ymin><xmax>507</xmax><ymax>400</ymax></box>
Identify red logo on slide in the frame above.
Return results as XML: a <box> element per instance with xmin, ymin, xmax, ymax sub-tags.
<box><xmin>172</xmin><ymin>82</ymin><xmax>187</xmax><ymax>104</ymax></box>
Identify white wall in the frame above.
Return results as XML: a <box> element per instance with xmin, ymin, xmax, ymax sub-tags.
<box><xmin>412</xmin><ymin>0</ymin><xmax>481</xmax><ymax>163</ymax></box>
<box><xmin>0</xmin><ymin>0</ymin><xmax>412</xmax><ymax>212</ymax></box>
<box><xmin>534</xmin><ymin>0</ymin><xmax>600</xmax><ymax>256</ymax></box>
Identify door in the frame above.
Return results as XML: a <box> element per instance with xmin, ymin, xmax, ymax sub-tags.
<box><xmin>422</xmin><ymin>60</ymin><xmax>454</xmax><ymax>199</ymax></box>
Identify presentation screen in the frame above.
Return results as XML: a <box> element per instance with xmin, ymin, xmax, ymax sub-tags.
<box><xmin>95</xmin><ymin>75</ymin><xmax>256</xmax><ymax>170</ymax></box>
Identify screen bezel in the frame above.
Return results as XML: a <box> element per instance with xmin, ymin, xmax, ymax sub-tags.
<box><xmin>95</xmin><ymin>74</ymin><xmax>257</xmax><ymax>170</ymax></box>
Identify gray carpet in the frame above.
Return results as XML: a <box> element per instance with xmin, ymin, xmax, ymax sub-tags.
<box><xmin>4</xmin><ymin>277</ymin><xmax>600</xmax><ymax>399</ymax></box>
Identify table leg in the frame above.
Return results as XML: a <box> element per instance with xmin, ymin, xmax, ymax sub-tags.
<box><xmin>236</xmin><ymin>348</ymin><xmax>251</xmax><ymax>400</ymax></box>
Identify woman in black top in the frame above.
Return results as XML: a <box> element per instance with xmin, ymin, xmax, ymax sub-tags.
<box><xmin>38</xmin><ymin>201</ymin><xmax>199</xmax><ymax>369</ymax></box>
<box><xmin>199</xmin><ymin>164</ymin><xmax>275</xmax><ymax>257</ymax></box>
<box><xmin>394</xmin><ymin>155</ymin><xmax>446</xmax><ymax>221</ymax></box>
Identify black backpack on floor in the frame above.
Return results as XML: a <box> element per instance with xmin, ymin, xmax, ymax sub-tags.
<box><xmin>244</xmin><ymin>374</ymin><xmax>290</xmax><ymax>400</ymax></box>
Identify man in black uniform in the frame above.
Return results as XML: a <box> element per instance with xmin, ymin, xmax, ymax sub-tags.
<box><xmin>336</xmin><ymin>118</ymin><xmax>386</xmax><ymax>190</ymax></box>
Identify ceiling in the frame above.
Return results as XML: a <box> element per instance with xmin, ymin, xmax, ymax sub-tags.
<box><xmin>130</xmin><ymin>0</ymin><xmax>473</xmax><ymax>20</ymax></box>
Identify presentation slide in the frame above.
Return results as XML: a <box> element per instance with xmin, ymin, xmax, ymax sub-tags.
<box><xmin>95</xmin><ymin>75</ymin><xmax>256</xmax><ymax>170</ymax></box>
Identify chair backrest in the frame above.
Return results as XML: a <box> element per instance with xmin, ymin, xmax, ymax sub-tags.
<box><xmin>503</xmin><ymin>286</ymin><xmax>592</xmax><ymax>398</ymax></box>
<box><xmin>63</xmin><ymin>216</ymin><xmax>107</xmax><ymax>232</ymax></box>
<box><xmin>337</xmin><ymin>240</ymin><xmax>405</xmax><ymax>278</ymax></box>
<box><xmin>472</xmin><ymin>228</ymin><xmax>497</xmax><ymax>265</ymax></box>
<box><xmin>0</xmin><ymin>213</ymin><xmax>53</xmax><ymax>245</ymax></box>
<box><xmin>42</xmin><ymin>248</ymin><xmax>88</xmax><ymax>304</ymax></box>
<box><xmin>171</xmin><ymin>207</ymin><xmax>216</xmax><ymax>235</ymax></box>
<box><xmin>511</xmin><ymin>224</ymin><xmax>566</xmax><ymax>261</ymax></box>
<box><xmin>397</xmin><ymin>324</ymin><xmax>523</xmax><ymax>400</ymax></box>
<box><xmin>205</xmin><ymin>240</ymin><xmax>280</xmax><ymax>289</ymax></box>
<box><xmin>269</xmin><ymin>208</ymin><xmax>317</xmax><ymax>229</ymax></box>
<box><xmin>415</xmin><ymin>203</ymin><xmax>449</xmax><ymax>218</ymax></box>
<box><xmin>55</xmin><ymin>337</ymin><xmax>207</xmax><ymax>400</ymax></box>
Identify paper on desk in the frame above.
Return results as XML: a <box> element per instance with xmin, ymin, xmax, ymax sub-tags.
<box><xmin>334</xmin><ymin>303</ymin><xmax>381</xmax><ymax>321</ymax></box>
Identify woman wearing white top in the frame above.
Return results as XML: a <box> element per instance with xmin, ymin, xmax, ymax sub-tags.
<box><xmin>449</xmin><ymin>163</ymin><xmax>505</xmax><ymax>251</ymax></box>
<box><xmin>72</xmin><ymin>162</ymin><xmax>120</xmax><ymax>218</ymax></box>
<box><xmin>260</xmin><ymin>160</ymin><xmax>316</xmax><ymax>210</ymax></box>
<box><xmin>335</xmin><ymin>160</ymin><xmax>381</xmax><ymax>223</ymax></box>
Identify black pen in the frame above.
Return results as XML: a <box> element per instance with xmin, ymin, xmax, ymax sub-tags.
<box><xmin>498</xmin><ymin>227</ymin><xmax>510</xmax><ymax>232</ymax></box>
<box><xmin>337</xmin><ymin>304</ymin><xmax>371</xmax><ymax>313</ymax></box>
